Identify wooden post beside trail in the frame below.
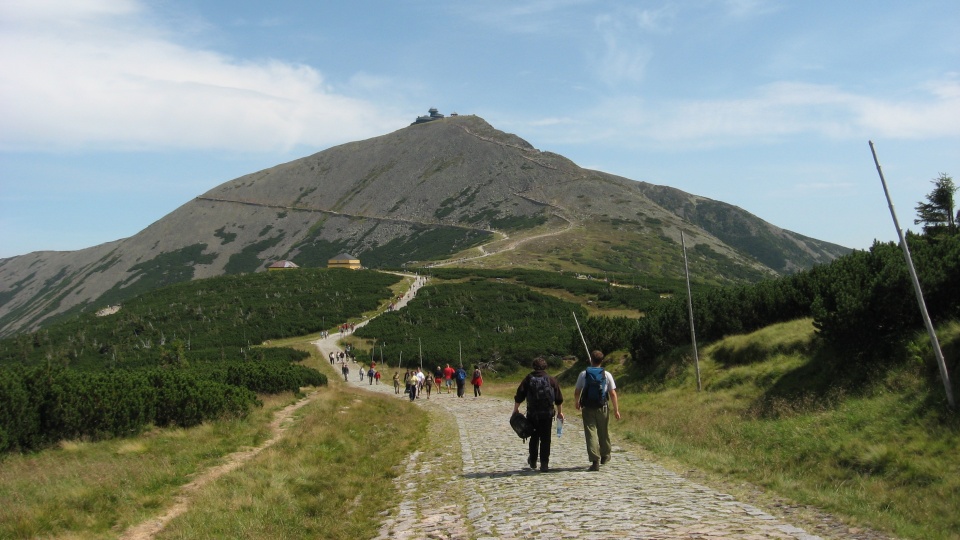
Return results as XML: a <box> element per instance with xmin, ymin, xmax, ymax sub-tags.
<box><xmin>869</xmin><ymin>141</ymin><xmax>955</xmax><ymax>409</ymax></box>
<box><xmin>681</xmin><ymin>231</ymin><xmax>702</xmax><ymax>392</ymax></box>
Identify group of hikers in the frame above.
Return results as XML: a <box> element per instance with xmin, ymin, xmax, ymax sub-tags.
<box><xmin>512</xmin><ymin>349</ymin><xmax>620</xmax><ymax>472</ymax></box>
<box><xmin>332</xmin><ymin>342</ymin><xmax>620</xmax><ymax>473</ymax></box>
<box><xmin>325</xmin><ymin>274</ymin><xmax>620</xmax><ymax>473</ymax></box>
<box><xmin>394</xmin><ymin>363</ymin><xmax>484</xmax><ymax>401</ymax></box>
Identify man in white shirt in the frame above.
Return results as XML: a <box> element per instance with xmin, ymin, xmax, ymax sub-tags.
<box><xmin>574</xmin><ymin>350</ymin><xmax>621</xmax><ymax>471</ymax></box>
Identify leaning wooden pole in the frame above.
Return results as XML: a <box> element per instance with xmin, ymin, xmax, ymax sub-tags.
<box><xmin>572</xmin><ymin>311</ymin><xmax>592</xmax><ymax>362</ymax></box>
<box><xmin>869</xmin><ymin>141</ymin><xmax>955</xmax><ymax>409</ymax></box>
<box><xmin>681</xmin><ymin>231</ymin><xmax>702</xmax><ymax>392</ymax></box>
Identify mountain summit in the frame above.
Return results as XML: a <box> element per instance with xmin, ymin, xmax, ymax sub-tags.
<box><xmin>0</xmin><ymin>114</ymin><xmax>847</xmax><ymax>337</ymax></box>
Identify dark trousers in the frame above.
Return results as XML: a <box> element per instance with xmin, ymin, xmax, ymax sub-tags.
<box><xmin>528</xmin><ymin>414</ymin><xmax>554</xmax><ymax>466</ymax></box>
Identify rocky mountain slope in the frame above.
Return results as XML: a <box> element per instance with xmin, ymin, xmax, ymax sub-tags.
<box><xmin>0</xmin><ymin>115</ymin><xmax>848</xmax><ymax>337</ymax></box>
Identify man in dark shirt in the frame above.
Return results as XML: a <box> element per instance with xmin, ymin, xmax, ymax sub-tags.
<box><xmin>512</xmin><ymin>357</ymin><xmax>564</xmax><ymax>472</ymax></box>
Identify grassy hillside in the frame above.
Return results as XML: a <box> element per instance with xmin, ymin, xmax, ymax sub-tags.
<box><xmin>603</xmin><ymin>318</ymin><xmax>959</xmax><ymax>540</ymax></box>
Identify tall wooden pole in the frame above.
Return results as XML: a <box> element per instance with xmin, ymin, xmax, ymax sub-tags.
<box><xmin>681</xmin><ymin>231</ymin><xmax>702</xmax><ymax>392</ymax></box>
<box><xmin>572</xmin><ymin>311</ymin><xmax>592</xmax><ymax>362</ymax></box>
<box><xmin>870</xmin><ymin>141</ymin><xmax>954</xmax><ymax>409</ymax></box>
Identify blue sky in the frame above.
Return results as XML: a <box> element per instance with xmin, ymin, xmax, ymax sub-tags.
<box><xmin>1</xmin><ymin>0</ymin><xmax>958</xmax><ymax>259</ymax></box>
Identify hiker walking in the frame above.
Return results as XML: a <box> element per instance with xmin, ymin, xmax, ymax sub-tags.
<box><xmin>512</xmin><ymin>357</ymin><xmax>564</xmax><ymax>472</ymax></box>
<box><xmin>359</xmin><ymin>364</ymin><xmax>366</xmax><ymax>382</ymax></box>
<box><xmin>406</xmin><ymin>370</ymin><xmax>419</xmax><ymax>401</ymax></box>
<box><xmin>424</xmin><ymin>374</ymin><xmax>433</xmax><ymax>398</ymax></box>
<box><xmin>455</xmin><ymin>365</ymin><xmax>468</xmax><ymax>398</ymax></box>
<box><xmin>393</xmin><ymin>372</ymin><xmax>401</xmax><ymax>394</ymax></box>
<box><xmin>471</xmin><ymin>364</ymin><xmax>483</xmax><ymax>397</ymax></box>
<box><xmin>433</xmin><ymin>366</ymin><xmax>444</xmax><ymax>393</ymax></box>
<box><xmin>574</xmin><ymin>350</ymin><xmax>621</xmax><ymax>471</ymax></box>
<box><xmin>341</xmin><ymin>363</ymin><xmax>350</xmax><ymax>382</ymax></box>
<box><xmin>368</xmin><ymin>366</ymin><xmax>375</xmax><ymax>385</ymax></box>
<box><xmin>443</xmin><ymin>363</ymin><xmax>456</xmax><ymax>393</ymax></box>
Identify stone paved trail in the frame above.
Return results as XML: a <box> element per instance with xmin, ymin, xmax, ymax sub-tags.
<box><xmin>313</xmin><ymin>350</ymin><xmax>824</xmax><ymax>540</ymax></box>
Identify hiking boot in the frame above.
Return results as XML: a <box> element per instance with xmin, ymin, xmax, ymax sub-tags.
<box><xmin>588</xmin><ymin>460</ymin><xmax>600</xmax><ymax>472</ymax></box>
<box><xmin>539</xmin><ymin>464</ymin><xmax>549</xmax><ymax>472</ymax></box>
<box><xmin>600</xmin><ymin>455</ymin><xmax>611</xmax><ymax>465</ymax></box>
<box><xmin>528</xmin><ymin>456</ymin><xmax>537</xmax><ymax>470</ymax></box>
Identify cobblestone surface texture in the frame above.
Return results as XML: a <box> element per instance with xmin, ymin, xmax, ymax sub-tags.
<box><xmin>340</xmin><ymin>371</ymin><xmax>824</xmax><ymax>540</ymax></box>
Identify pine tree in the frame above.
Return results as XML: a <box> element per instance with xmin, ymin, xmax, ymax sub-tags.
<box><xmin>914</xmin><ymin>173</ymin><xmax>956</xmax><ymax>234</ymax></box>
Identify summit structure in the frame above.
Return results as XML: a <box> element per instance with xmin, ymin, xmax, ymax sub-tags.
<box><xmin>411</xmin><ymin>107</ymin><xmax>445</xmax><ymax>125</ymax></box>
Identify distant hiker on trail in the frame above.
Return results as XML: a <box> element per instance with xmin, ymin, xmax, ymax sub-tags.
<box><xmin>359</xmin><ymin>365</ymin><xmax>366</xmax><ymax>382</ymax></box>
<box><xmin>393</xmin><ymin>372</ymin><xmax>401</xmax><ymax>394</ymax></box>
<box><xmin>574</xmin><ymin>350</ymin><xmax>621</xmax><ymax>472</ymax></box>
<box><xmin>424</xmin><ymin>374</ymin><xmax>433</xmax><ymax>398</ymax></box>
<box><xmin>368</xmin><ymin>367</ymin><xmax>375</xmax><ymax>385</ymax></box>
<box><xmin>374</xmin><ymin>370</ymin><xmax>381</xmax><ymax>385</ymax></box>
<box><xmin>443</xmin><ymin>364</ymin><xmax>456</xmax><ymax>393</ymax></box>
<box><xmin>433</xmin><ymin>366</ymin><xmax>444</xmax><ymax>393</ymax></box>
<box><xmin>471</xmin><ymin>365</ymin><xmax>483</xmax><ymax>397</ymax></box>
<box><xmin>406</xmin><ymin>371</ymin><xmax>419</xmax><ymax>401</ymax></box>
<box><xmin>416</xmin><ymin>368</ymin><xmax>426</xmax><ymax>397</ymax></box>
<box><xmin>513</xmin><ymin>357</ymin><xmax>564</xmax><ymax>472</ymax></box>
<box><xmin>341</xmin><ymin>364</ymin><xmax>349</xmax><ymax>382</ymax></box>
<box><xmin>329</xmin><ymin>351</ymin><xmax>335</xmax><ymax>364</ymax></box>
<box><xmin>455</xmin><ymin>365</ymin><xmax>468</xmax><ymax>398</ymax></box>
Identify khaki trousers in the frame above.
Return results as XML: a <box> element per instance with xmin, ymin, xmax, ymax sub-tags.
<box><xmin>581</xmin><ymin>406</ymin><xmax>611</xmax><ymax>462</ymax></box>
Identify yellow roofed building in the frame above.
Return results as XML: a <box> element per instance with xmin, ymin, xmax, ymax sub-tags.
<box><xmin>327</xmin><ymin>253</ymin><xmax>361</xmax><ymax>270</ymax></box>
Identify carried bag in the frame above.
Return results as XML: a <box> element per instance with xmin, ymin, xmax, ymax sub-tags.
<box><xmin>509</xmin><ymin>411</ymin><xmax>534</xmax><ymax>441</ymax></box>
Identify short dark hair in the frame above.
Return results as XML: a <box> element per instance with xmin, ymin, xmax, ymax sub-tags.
<box><xmin>532</xmin><ymin>357</ymin><xmax>548</xmax><ymax>371</ymax></box>
<box><xmin>590</xmin><ymin>350</ymin><xmax>604</xmax><ymax>365</ymax></box>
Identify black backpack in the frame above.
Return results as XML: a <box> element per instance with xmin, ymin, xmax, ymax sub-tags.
<box><xmin>580</xmin><ymin>367</ymin><xmax>608</xmax><ymax>408</ymax></box>
<box><xmin>510</xmin><ymin>411</ymin><xmax>534</xmax><ymax>441</ymax></box>
<box><xmin>526</xmin><ymin>375</ymin><xmax>555</xmax><ymax>417</ymax></box>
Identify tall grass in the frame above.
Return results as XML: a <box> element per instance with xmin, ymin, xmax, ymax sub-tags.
<box><xmin>0</xmin><ymin>392</ymin><xmax>295</xmax><ymax>539</ymax></box>
<box><xmin>614</xmin><ymin>318</ymin><xmax>960</xmax><ymax>540</ymax></box>
<box><xmin>155</xmin><ymin>387</ymin><xmax>427</xmax><ymax>540</ymax></box>
<box><xmin>0</xmin><ymin>373</ymin><xmax>427</xmax><ymax>539</ymax></box>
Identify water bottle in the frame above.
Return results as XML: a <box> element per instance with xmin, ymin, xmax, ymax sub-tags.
<box><xmin>556</xmin><ymin>417</ymin><xmax>563</xmax><ymax>437</ymax></box>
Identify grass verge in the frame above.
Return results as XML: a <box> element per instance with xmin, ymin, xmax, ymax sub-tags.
<box><xmin>155</xmin><ymin>385</ymin><xmax>427</xmax><ymax>539</ymax></box>
<box><xmin>0</xmin><ymin>392</ymin><xmax>298</xmax><ymax>539</ymax></box>
<box><xmin>612</xmin><ymin>318</ymin><xmax>960</xmax><ymax>540</ymax></box>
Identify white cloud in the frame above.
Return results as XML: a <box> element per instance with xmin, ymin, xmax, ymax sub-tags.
<box><xmin>569</xmin><ymin>80</ymin><xmax>960</xmax><ymax>148</ymax></box>
<box><xmin>0</xmin><ymin>0</ymin><xmax>406</xmax><ymax>153</ymax></box>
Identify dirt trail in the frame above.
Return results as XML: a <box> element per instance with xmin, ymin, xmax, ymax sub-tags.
<box><xmin>118</xmin><ymin>394</ymin><xmax>317</xmax><ymax>540</ymax></box>
<box><xmin>119</xmin><ymin>274</ymin><xmax>424</xmax><ymax>539</ymax></box>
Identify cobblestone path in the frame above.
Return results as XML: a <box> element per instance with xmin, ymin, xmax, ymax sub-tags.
<box><xmin>322</xmin><ymin>365</ymin><xmax>823</xmax><ymax>540</ymax></box>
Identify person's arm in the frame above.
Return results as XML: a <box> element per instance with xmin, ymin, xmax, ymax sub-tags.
<box><xmin>512</xmin><ymin>377</ymin><xmax>526</xmax><ymax>415</ymax></box>
<box><xmin>553</xmin><ymin>378</ymin><xmax>564</xmax><ymax>420</ymax></box>
<box><xmin>573</xmin><ymin>372</ymin><xmax>584</xmax><ymax>411</ymax></box>
<box><xmin>608</xmin><ymin>388</ymin><xmax>621</xmax><ymax>420</ymax></box>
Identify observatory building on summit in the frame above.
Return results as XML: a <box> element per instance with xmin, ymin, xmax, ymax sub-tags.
<box><xmin>411</xmin><ymin>107</ymin><xmax>445</xmax><ymax>125</ymax></box>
